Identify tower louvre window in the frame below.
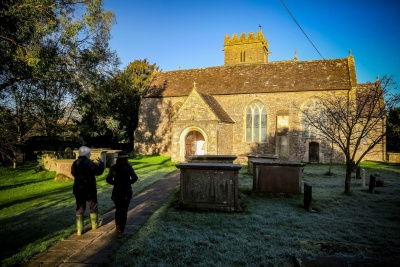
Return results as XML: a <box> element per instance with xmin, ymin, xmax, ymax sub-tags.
<box><xmin>240</xmin><ymin>51</ymin><xmax>246</xmax><ymax>62</ymax></box>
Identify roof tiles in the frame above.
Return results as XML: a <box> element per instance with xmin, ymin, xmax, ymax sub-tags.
<box><xmin>144</xmin><ymin>57</ymin><xmax>355</xmax><ymax>98</ymax></box>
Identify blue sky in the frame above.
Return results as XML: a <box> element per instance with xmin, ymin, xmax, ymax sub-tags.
<box><xmin>103</xmin><ymin>0</ymin><xmax>400</xmax><ymax>85</ymax></box>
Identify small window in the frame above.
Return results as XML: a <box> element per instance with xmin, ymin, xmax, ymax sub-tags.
<box><xmin>240</xmin><ymin>51</ymin><xmax>246</xmax><ymax>63</ymax></box>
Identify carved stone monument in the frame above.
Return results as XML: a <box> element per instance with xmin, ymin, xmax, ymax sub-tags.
<box><xmin>176</xmin><ymin>159</ymin><xmax>242</xmax><ymax>212</ymax></box>
<box><xmin>252</xmin><ymin>161</ymin><xmax>305</xmax><ymax>194</ymax></box>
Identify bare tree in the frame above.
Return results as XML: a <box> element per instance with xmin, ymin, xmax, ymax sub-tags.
<box><xmin>299</xmin><ymin>75</ymin><xmax>399</xmax><ymax>193</ymax></box>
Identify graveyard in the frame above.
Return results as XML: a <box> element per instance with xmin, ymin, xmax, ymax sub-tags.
<box><xmin>1</xmin><ymin>156</ymin><xmax>399</xmax><ymax>266</ymax></box>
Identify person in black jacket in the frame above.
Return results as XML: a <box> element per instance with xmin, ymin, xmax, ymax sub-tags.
<box><xmin>106</xmin><ymin>151</ymin><xmax>138</xmax><ymax>237</ymax></box>
<box><xmin>71</xmin><ymin>146</ymin><xmax>105</xmax><ymax>236</ymax></box>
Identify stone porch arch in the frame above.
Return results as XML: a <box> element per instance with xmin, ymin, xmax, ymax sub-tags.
<box><xmin>179</xmin><ymin>127</ymin><xmax>208</xmax><ymax>162</ymax></box>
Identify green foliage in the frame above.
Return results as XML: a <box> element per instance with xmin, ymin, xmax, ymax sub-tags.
<box><xmin>76</xmin><ymin>59</ymin><xmax>158</xmax><ymax>145</ymax></box>
<box><xmin>0</xmin><ymin>0</ymin><xmax>120</xmax><ymax>151</ymax></box>
<box><xmin>0</xmin><ymin>155</ymin><xmax>175</xmax><ymax>267</ymax></box>
<box><xmin>0</xmin><ymin>106</ymin><xmax>16</xmax><ymax>163</ymax></box>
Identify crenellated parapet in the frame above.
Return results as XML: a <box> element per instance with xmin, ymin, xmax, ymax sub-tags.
<box><xmin>224</xmin><ymin>30</ymin><xmax>267</xmax><ymax>46</ymax></box>
<box><xmin>223</xmin><ymin>30</ymin><xmax>270</xmax><ymax>65</ymax></box>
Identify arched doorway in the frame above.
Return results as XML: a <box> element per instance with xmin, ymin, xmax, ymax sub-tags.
<box><xmin>185</xmin><ymin>130</ymin><xmax>205</xmax><ymax>155</ymax></box>
<box><xmin>309</xmin><ymin>142</ymin><xmax>319</xmax><ymax>163</ymax></box>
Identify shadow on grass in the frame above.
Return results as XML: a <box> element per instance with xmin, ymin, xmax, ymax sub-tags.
<box><xmin>0</xmin><ymin>185</ymin><xmax>73</xmax><ymax>210</ymax></box>
<box><xmin>129</xmin><ymin>158</ymin><xmax>174</xmax><ymax>171</ymax></box>
<box><xmin>0</xmin><ymin>165</ymin><xmax>175</xmax><ymax>266</ymax></box>
<box><xmin>0</xmin><ymin>192</ymin><xmax>77</xmax><ymax>261</ymax></box>
<box><xmin>0</xmin><ymin>179</ymin><xmax>54</xmax><ymax>191</ymax></box>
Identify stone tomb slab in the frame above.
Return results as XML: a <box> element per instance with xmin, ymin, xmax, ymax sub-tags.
<box><xmin>185</xmin><ymin>154</ymin><xmax>237</xmax><ymax>163</ymax></box>
<box><xmin>55</xmin><ymin>159</ymin><xmax>75</xmax><ymax>180</ymax></box>
<box><xmin>252</xmin><ymin>160</ymin><xmax>305</xmax><ymax>194</ymax></box>
<box><xmin>176</xmin><ymin>162</ymin><xmax>242</xmax><ymax>212</ymax></box>
<box><xmin>247</xmin><ymin>154</ymin><xmax>278</xmax><ymax>174</ymax></box>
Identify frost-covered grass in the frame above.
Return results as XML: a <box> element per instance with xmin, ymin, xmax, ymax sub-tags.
<box><xmin>0</xmin><ymin>155</ymin><xmax>176</xmax><ymax>267</ymax></box>
<box><xmin>108</xmin><ymin>162</ymin><xmax>400</xmax><ymax>267</ymax></box>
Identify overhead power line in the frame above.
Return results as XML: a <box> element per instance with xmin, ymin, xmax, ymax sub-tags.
<box><xmin>279</xmin><ymin>0</ymin><xmax>325</xmax><ymax>60</ymax></box>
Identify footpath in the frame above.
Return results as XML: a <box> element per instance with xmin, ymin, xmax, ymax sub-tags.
<box><xmin>19</xmin><ymin>171</ymin><xmax>180</xmax><ymax>267</ymax></box>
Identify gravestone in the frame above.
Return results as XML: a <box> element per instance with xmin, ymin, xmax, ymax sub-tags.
<box><xmin>106</xmin><ymin>150</ymin><xmax>122</xmax><ymax>167</ymax></box>
<box><xmin>369</xmin><ymin>174</ymin><xmax>377</xmax><ymax>193</ymax></box>
<box><xmin>247</xmin><ymin>154</ymin><xmax>278</xmax><ymax>174</ymax></box>
<box><xmin>304</xmin><ymin>183</ymin><xmax>312</xmax><ymax>212</ymax></box>
<box><xmin>73</xmin><ymin>148</ymin><xmax>107</xmax><ymax>166</ymax></box>
<box><xmin>355</xmin><ymin>165</ymin><xmax>361</xmax><ymax>179</ymax></box>
<box><xmin>63</xmin><ymin>147</ymin><xmax>73</xmax><ymax>159</ymax></box>
<box><xmin>361</xmin><ymin>169</ymin><xmax>365</xmax><ymax>187</ymax></box>
<box><xmin>186</xmin><ymin>155</ymin><xmax>236</xmax><ymax>163</ymax></box>
<box><xmin>55</xmin><ymin>159</ymin><xmax>75</xmax><ymax>180</ymax></box>
<box><xmin>252</xmin><ymin>161</ymin><xmax>305</xmax><ymax>194</ymax></box>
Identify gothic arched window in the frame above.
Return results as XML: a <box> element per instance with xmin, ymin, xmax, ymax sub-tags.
<box><xmin>246</xmin><ymin>101</ymin><xmax>267</xmax><ymax>142</ymax></box>
<box><xmin>301</xmin><ymin>98</ymin><xmax>324</xmax><ymax>138</ymax></box>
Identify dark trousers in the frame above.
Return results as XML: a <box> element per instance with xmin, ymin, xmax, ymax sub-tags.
<box><xmin>114</xmin><ymin>198</ymin><xmax>130</xmax><ymax>232</ymax></box>
<box><xmin>75</xmin><ymin>194</ymin><xmax>98</xmax><ymax>215</ymax></box>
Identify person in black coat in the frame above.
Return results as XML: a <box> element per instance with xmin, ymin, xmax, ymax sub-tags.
<box><xmin>71</xmin><ymin>146</ymin><xmax>105</xmax><ymax>236</ymax></box>
<box><xmin>106</xmin><ymin>151</ymin><xmax>138</xmax><ymax>237</ymax></box>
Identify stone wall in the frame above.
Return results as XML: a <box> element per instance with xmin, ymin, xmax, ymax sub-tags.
<box><xmin>134</xmin><ymin>97</ymin><xmax>174</xmax><ymax>156</ymax></box>
<box><xmin>224</xmin><ymin>30</ymin><xmax>269</xmax><ymax>65</ymax></box>
<box><xmin>217</xmin><ymin>123</ymin><xmax>234</xmax><ymax>155</ymax></box>
<box><xmin>387</xmin><ymin>153</ymin><xmax>400</xmax><ymax>164</ymax></box>
<box><xmin>134</xmin><ymin>87</ymin><xmax>385</xmax><ymax>164</ymax></box>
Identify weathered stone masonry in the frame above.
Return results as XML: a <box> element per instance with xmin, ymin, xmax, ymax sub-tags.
<box><xmin>134</xmin><ymin>30</ymin><xmax>385</xmax><ymax>163</ymax></box>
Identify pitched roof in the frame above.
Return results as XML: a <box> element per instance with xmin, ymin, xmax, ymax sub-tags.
<box><xmin>144</xmin><ymin>57</ymin><xmax>357</xmax><ymax>98</ymax></box>
<box><xmin>199</xmin><ymin>92</ymin><xmax>235</xmax><ymax>123</ymax></box>
<box><xmin>356</xmin><ymin>82</ymin><xmax>385</xmax><ymax>118</ymax></box>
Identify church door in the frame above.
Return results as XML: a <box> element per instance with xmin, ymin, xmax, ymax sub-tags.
<box><xmin>309</xmin><ymin>142</ymin><xmax>319</xmax><ymax>163</ymax></box>
<box><xmin>185</xmin><ymin>131</ymin><xmax>205</xmax><ymax>155</ymax></box>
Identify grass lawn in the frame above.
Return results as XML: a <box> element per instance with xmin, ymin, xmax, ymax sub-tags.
<box><xmin>0</xmin><ymin>155</ymin><xmax>177</xmax><ymax>267</ymax></box>
<box><xmin>108</xmin><ymin>161</ymin><xmax>400</xmax><ymax>267</ymax></box>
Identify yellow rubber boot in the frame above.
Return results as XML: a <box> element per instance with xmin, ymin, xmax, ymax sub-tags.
<box><xmin>90</xmin><ymin>213</ymin><xmax>102</xmax><ymax>230</ymax></box>
<box><xmin>76</xmin><ymin>215</ymin><xmax>84</xmax><ymax>236</ymax></box>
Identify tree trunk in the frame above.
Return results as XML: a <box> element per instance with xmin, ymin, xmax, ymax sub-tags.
<box><xmin>327</xmin><ymin>139</ymin><xmax>334</xmax><ymax>175</ymax></box>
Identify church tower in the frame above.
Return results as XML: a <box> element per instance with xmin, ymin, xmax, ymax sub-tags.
<box><xmin>223</xmin><ymin>30</ymin><xmax>270</xmax><ymax>66</ymax></box>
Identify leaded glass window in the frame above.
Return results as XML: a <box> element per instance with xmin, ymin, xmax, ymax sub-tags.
<box><xmin>246</xmin><ymin>101</ymin><xmax>267</xmax><ymax>142</ymax></box>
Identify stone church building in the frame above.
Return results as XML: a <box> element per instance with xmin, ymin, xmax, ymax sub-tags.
<box><xmin>134</xmin><ymin>30</ymin><xmax>385</xmax><ymax>163</ymax></box>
